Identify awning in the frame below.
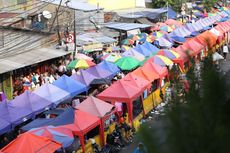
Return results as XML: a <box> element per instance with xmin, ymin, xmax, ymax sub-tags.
<box><xmin>0</xmin><ymin>47</ymin><xmax>71</xmax><ymax>74</ymax></box>
<box><xmin>105</xmin><ymin>22</ymin><xmax>151</xmax><ymax>31</ymax></box>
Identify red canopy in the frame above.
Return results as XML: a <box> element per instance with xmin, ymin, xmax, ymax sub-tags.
<box><xmin>1</xmin><ymin>133</ymin><xmax>61</xmax><ymax>153</ymax></box>
<box><xmin>76</xmin><ymin>96</ymin><xmax>114</xmax><ymax>118</ymax></box>
<box><xmin>122</xmin><ymin>73</ymin><xmax>151</xmax><ymax>91</ymax></box>
<box><xmin>132</xmin><ymin>67</ymin><xmax>159</xmax><ymax>82</ymax></box>
<box><xmin>142</xmin><ymin>62</ymin><xmax>168</xmax><ymax>79</ymax></box>
<box><xmin>183</xmin><ymin>39</ymin><xmax>204</xmax><ymax>56</ymax></box>
<box><xmin>97</xmin><ymin>80</ymin><xmax>142</xmax><ymax>102</ymax></box>
<box><xmin>195</xmin><ymin>31</ymin><xmax>217</xmax><ymax>48</ymax></box>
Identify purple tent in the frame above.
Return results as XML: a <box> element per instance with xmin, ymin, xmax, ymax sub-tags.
<box><xmin>0</xmin><ymin>100</ymin><xmax>11</xmax><ymax>133</ymax></box>
<box><xmin>33</xmin><ymin>83</ymin><xmax>71</xmax><ymax>106</ymax></box>
<box><xmin>85</xmin><ymin>66</ymin><xmax>114</xmax><ymax>80</ymax></box>
<box><xmin>185</xmin><ymin>23</ymin><xmax>196</xmax><ymax>32</ymax></box>
<box><xmin>0</xmin><ymin>92</ymin><xmax>7</xmax><ymax>101</ymax></box>
<box><xmin>157</xmin><ymin>37</ymin><xmax>173</xmax><ymax>48</ymax></box>
<box><xmin>171</xmin><ymin>26</ymin><xmax>191</xmax><ymax>37</ymax></box>
<box><xmin>7</xmin><ymin>91</ymin><xmax>34</xmax><ymax>126</ymax></box>
<box><xmin>71</xmin><ymin>70</ymin><xmax>97</xmax><ymax>87</ymax></box>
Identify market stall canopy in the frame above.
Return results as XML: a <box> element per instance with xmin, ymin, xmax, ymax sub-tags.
<box><xmin>105</xmin><ymin>22</ymin><xmax>151</xmax><ymax>31</ymax></box>
<box><xmin>0</xmin><ymin>132</ymin><xmax>61</xmax><ymax>153</ymax></box>
<box><xmin>29</xmin><ymin>126</ymin><xmax>74</xmax><ymax>148</ymax></box>
<box><xmin>60</xmin><ymin>110</ymin><xmax>100</xmax><ymax>136</ymax></box>
<box><xmin>21</xmin><ymin>108</ymin><xmax>75</xmax><ymax>131</ymax></box>
<box><xmin>122</xmin><ymin>48</ymin><xmax>145</xmax><ymax>61</ymax></box>
<box><xmin>123</xmin><ymin>73</ymin><xmax>151</xmax><ymax>91</ymax></box>
<box><xmin>76</xmin><ymin>96</ymin><xmax>114</xmax><ymax>118</ymax></box>
<box><xmin>33</xmin><ymin>83</ymin><xmax>71</xmax><ymax>106</ymax></box>
<box><xmin>183</xmin><ymin>39</ymin><xmax>205</xmax><ymax>56</ymax></box>
<box><xmin>115</xmin><ymin>57</ymin><xmax>140</xmax><ymax>71</ymax></box>
<box><xmin>135</xmin><ymin>44</ymin><xmax>153</xmax><ymax>57</ymax></box>
<box><xmin>142</xmin><ymin>62</ymin><xmax>168</xmax><ymax>79</ymax></box>
<box><xmin>53</xmin><ymin>75</ymin><xmax>87</xmax><ymax>98</ymax></box>
<box><xmin>97</xmin><ymin>61</ymin><xmax>120</xmax><ymax>75</ymax></box>
<box><xmin>132</xmin><ymin>67</ymin><xmax>159</xmax><ymax>82</ymax></box>
<box><xmin>195</xmin><ymin>30</ymin><xmax>218</xmax><ymax>48</ymax></box>
<box><xmin>85</xmin><ymin>65</ymin><xmax>114</xmax><ymax>80</ymax></box>
<box><xmin>97</xmin><ymin>80</ymin><xmax>142</xmax><ymax>102</ymax></box>
<box><xmin>71</xmin><ymin>69</ymin><xmax>98</xmax><ymax>87</ymax></box>
<box><xmin>141</xmin><ymin>42</ymin><xmax>160</xmax><ymax>55</ymax></box>
<box><xmin>0</xmin><ymin>118</ymin><xmax>11</xmax><ymax>135</ymax></box>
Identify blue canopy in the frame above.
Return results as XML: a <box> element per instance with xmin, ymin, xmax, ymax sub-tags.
<box><xmin>141</xmin><ymin>42</ymin><xmax>160</xmax><ymax>55</ymax></box>
<box><xmin>134</xmin><ymin>44</ymin><xmax>153</xmax><ymax>57</ymax></box>
<box><xmin>71</xmin><ymin>70</ymin><xmax>97</xmax><ymax>87</ymax></box>
<box><xmin>7</xmin><ymin>92</ymin><xmax>35</xmax><ymax>126</ymax></box>
<box><xmin>53</xmin><ymin>75</ymin><xmax>87</xmax><ymax>98</ymax></box>
<box><xmin>97</xmin><ymin>61</ymin><xmax>120</xmax><ymax>75</ymax></box>
<box><xmin>33</xmin><ymin>83</ymin><xmax>71</xmax><ymax>106</ymax></box>
<box><xmin>21</xmin><ymin>108</ymin><xmax>75</xmax><ymax>131</ymax></box>
<box><xmin>171</xmin><ymin>36</ymin><xmax>186</xmax><ymax>43</ymax></box>
<box><xmin>85</xmin><ymin>65</ymin><xmax>115</xmax><ymax>80</ymax></box>
<box><xmin>164</xmin><ymin>7</ymin><xmax>177</xmax><ymax>19</ymax></box>
<box><xmin>0</xmin><ymin>118</ymin><xmax>11</xmax><ymax>135</ymax></box>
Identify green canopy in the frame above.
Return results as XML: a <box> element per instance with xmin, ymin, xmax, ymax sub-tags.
<box><xmin>115</xmin><ymin>57</ymin><xmax>140</xmax><ymax>71</ymax></box>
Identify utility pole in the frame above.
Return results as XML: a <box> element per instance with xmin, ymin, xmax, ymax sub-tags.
<box><xmin>73</xmin><ymin>11</ymin><xmax>77</xmax><ymax>60</ymax></box>
<box><xmin>56</xmin><ymin>8</ymin><xmax>62</xmax><ymax>46</ymax></box>
<box><xmin>49</xmin><ymin>0</ymin><xmax>63</xmax><ymax>32</ymax></box>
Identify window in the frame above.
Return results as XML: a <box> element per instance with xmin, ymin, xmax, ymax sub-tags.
<box><xmin>17</xmin><ymin>0</ymin><xmax>27</xmax><ymax>4</ymax></box>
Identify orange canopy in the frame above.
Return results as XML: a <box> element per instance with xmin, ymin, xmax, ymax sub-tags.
<box><xmin>1</xmin><ymin>133</ymin><xmax>61</xmax><ymax>153</ymax></box>
<box><xmin>142</xmin><ymin>62</ymin><xmax>168</xmax><ymax>79</ymax></box>
<box><xmin>123</xmin><ymin>73</ymin><xmax>151</xmax><ymax>91</ymax></box>
<box><xmin>184</xmin><ymin>39</ymin><xmax>205</xmax><ymax>56</ymax></box>
<box><xmin>76</xmin><ymin>96</ymin><xmax>114</xmax><ymax>118</ymax></box>
<box><xmin>195</xmin><ymin>31</ymin><xmax>217</xmax><ymax>48</ymax></box>
<box><xmin>132</xmin><ymin>67</ymin><xmax>159</xmax><ymax>82</ymax></box>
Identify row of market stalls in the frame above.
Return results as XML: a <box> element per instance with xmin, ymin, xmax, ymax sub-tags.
<box><xmin>1</xmin><ymin>6</ymin><xmax>230</xmax><ymax>153</ymax></box>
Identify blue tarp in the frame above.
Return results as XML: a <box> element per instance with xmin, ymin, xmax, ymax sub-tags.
<box><xmin>163</xmin><ymin>7</ymin><xmax>177</xmax><ymax>19</ymax></box>
<box><xmin>21</xmin><ymin>108</ymin><xmax>74</xmax><ymax>131</ymax></box>
<box><xmin>71</xmin><ymin>70</ymin><xmax>98</xmax><ymax>87</ymax></box>
<box><xmin>171</xmin><ymin>36</ymin><xmax>186</xmax><ymax>43</ymax></box>
<box><xmin>33</xmin><ymin>83</ymin><xmax>71</xmax><ymax>106</ymax></box>
<box><xmin>97</xmin><ymin>61</ymin><xmax>120</xmax><ymax>75</ymax></box>
<box><xmin>53</xmin><ymin>75</ymin><xmax>87</xmax><ymax>98</ymax></box>
<box><xmin>141</xmin><ymin>42</ymin><xmax>160</xmax><ymax>55</ymax></box>
<box><xmin>134</xmin><ymin>44</ymin><xmax>153</xmax><ymax>57</ymax></box>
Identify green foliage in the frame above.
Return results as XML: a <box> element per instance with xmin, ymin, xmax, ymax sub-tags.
<box><xmin>151</xmin><ymin>0</ymin><xmax>187</xmax><ymax>12</ymax></box>
<box><xmin>138</xmin><ymin>56</ymin><xmax>230</xmax><ymax>153</ymax></box>
<box><xmin>203</xmin><ymin>0</ymin><xmax>218</xmax><ymax>11</ymax></box>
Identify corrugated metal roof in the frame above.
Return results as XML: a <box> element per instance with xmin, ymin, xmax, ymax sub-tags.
<box><xmin>41</xmin><ymin>0</ymin><xmax>103</xmax><ymax>11</ymax></box>
<box><xmin>0</xmin><ymin>47</ymin><xmax>71</xmax><ymax>74</ymax></box>
<box><xmin>105</xmin><ymin>22</ymin><xmax>151</xmax><ymax>31</ymax></box>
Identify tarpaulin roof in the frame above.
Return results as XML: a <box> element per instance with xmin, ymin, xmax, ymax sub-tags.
<box><xmin>164</xmin><ymin>7</ymin><xmax>177</xmax><ymax>19</ymax></box>
<box><xmin>21</xmin><ymin>108</ymin><xmax>75</xmax><ymax>131</ymax></box>
<box><xmin>53</xmin><ymin>75</ymin><xmax>87</xmax><ymax>98</ymax></box>
<box><xmin>105</xmin><ymin>22</ymin><xmax>151</xmax><ymax>31</ymax></box>
<box><xmin>0</xmin><ymin>100</ymin><xmax>11</xmax><ymax>123</ymax></box>
<box><xmin>33</xmin><ymin>83</ymin><xmax>71</xmax><ymax>106</ymax></box>
<box><xmin>183</xmin><ymin>39</ymin><xmax>205</xmax><ymax>56</ymax></box>
<box><xmin>0</xmin><ymin>132</ymin><xmax>61</xmax><ymax>153</ymax></box>
<box><xmin>170</xmin><ymin>26</ymin><xmax>191</xmax><ymax>37</ymax></box>
<box><xmin>71</xmin><ymin>69</ymin><xmax>97</xmax><ymax>87</ymax></box>
<box><xmin>156</xmin><ymin>37</ymin><xmax>173</xmax><ymax>48</ymax></box>
<box><xmin>141</xmin><ymin>42</ymin><xmax>160</xmax><ymax>55</ymax></box>
<box><xmin>76</xmin><ymin>96</ymin><xmax>114</xmax><ymax>118</ymax></box>
<box><xmin>132</xmin><ymin>67</ymin><xmax>159</xmax><ymax>82</ymax></box>
<box><xmin>85</xmin><ymin>65</ymin><xmax>114</xmax><ymax>80</ymax></box>
<box><xmin>61</xmin><ymin>110</ymin><xmax>100</xmax><ymax>136</ymax></box>
<box><xmin>134</xmin><ymin>44</ymin><xmax>153</xmax><ymax>57</ymax></box>
<box><xmin>122</xmin><ymin>73</ymin><xmax>151</xmax><ymax>91</ymax></box>
<box><xmin>142</xmin><ymin>62</ymin><xmax>168</xmax><ymax>79</ymax></box>
<box><xmin>7</xmin><ymin>91</ymin><xmax>34</xmax><ymax>126</ymax></box>
<box><xmin>165</xmin><ymin>19</ymin><xmax>182</xmax><ymax>26</ymax></box>
<box><xmin>97</xmin><ymin>61</ymin><xmax>120</xmax><ymax>75</ymax></box>
<box><xmin>185</xmin><ymin>23</ymin><xmax>196</xmax><ymax>32</ymax></box>
<box><xmin>0</xmin><ymin>118</ymin><xmax>11</xmax><ymax>135</ymax></box>
<box><xmin>97</xmin><ymin>80</ymin><xmax>142</xmax><ymax>102</ymax></box>
<box><xmin>122</xmin><ymin>48</ymin><xmax>145</xmax><ymax>61</ymax></box>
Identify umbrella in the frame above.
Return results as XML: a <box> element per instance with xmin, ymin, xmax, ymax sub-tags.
<box><xmin>212</xmin><ymin>52</ymin><xmax>224</xmax><ymax>61</ymax></box>
<box><xmin>101</xmin><ymin>53</ymin><xmax>122</xmax><ymax>62</ymax></box>
<box><xmin>29</xmin><ymin>126</ymin><xmax>74</xmax><ymax>148</ymax></box>
<box><xmin>160</xmin><ymin>26</ymin><xmax>173</xmax><ymax>32</ymax></box>
<box><xmin>67</xmin><ymin>59</ymin><xmax>96</xmax><ymax>69</ymax></box>
<box><xmin>75</xmin><ymin>53</ymin><xmax>93</xmax><ymax>61</ymax></box>
<box><xmin>115</xmin><ymin>57</ymin><xmax>140</xmax><ymax>71</ymax></box>
<box><xmin>157</xmin><ymin>49</ymin><xmax>180</xmax><ymax>60</ymax></box>
<box><xmin>137</xmin><ymin>33</ymin><xmax>148</xmax><ymax>38</ymax></box>
<box><xmin>151</xmin><ymin>55</ymin><xmax>173</xmax><ymax>66</ymax></box>
<box><xmin>121</xmin><ymin>39</ymin><xmax>134</xmax><ymax>45</ymax></box>
<box><xmin>121</xmin><ymin>45</ymin><xmax>130</xmax><ymax>51</ymax></box>
<box><xmin>122</xmin><ymin>48</ymin><xmax>145</xmax><ymax>61</ymax></box>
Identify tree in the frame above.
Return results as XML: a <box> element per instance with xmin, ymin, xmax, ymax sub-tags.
<box><xmin>151</xmin><ymin>0</ymin><xmax>187</xmax><ymax>12</ymax></box>
<box><xmin>138</xmin><ymin>56</ymin><xmax>230</xmax><ymax>153</ymax></box>
<box><xmin>203</xmin><ymin>0</ymin><xmax>218</xmax><ymax>12</ymax></box>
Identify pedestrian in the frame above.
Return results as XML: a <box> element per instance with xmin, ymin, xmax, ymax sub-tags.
<box><xmin>223</xmin><ymin>43</ymin><xmax>229</xmax><ymax>60</ymax></box>
<box><xmin>134</xmin><ymin>142</ymin><xmax>148</xmax><ymax>153</ymax></box>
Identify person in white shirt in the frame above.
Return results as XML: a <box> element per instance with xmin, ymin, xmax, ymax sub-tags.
<box><xmin>223</xmin><ymin>43</ymin><xmax>229</xmax><ymax>60</ymax></box>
